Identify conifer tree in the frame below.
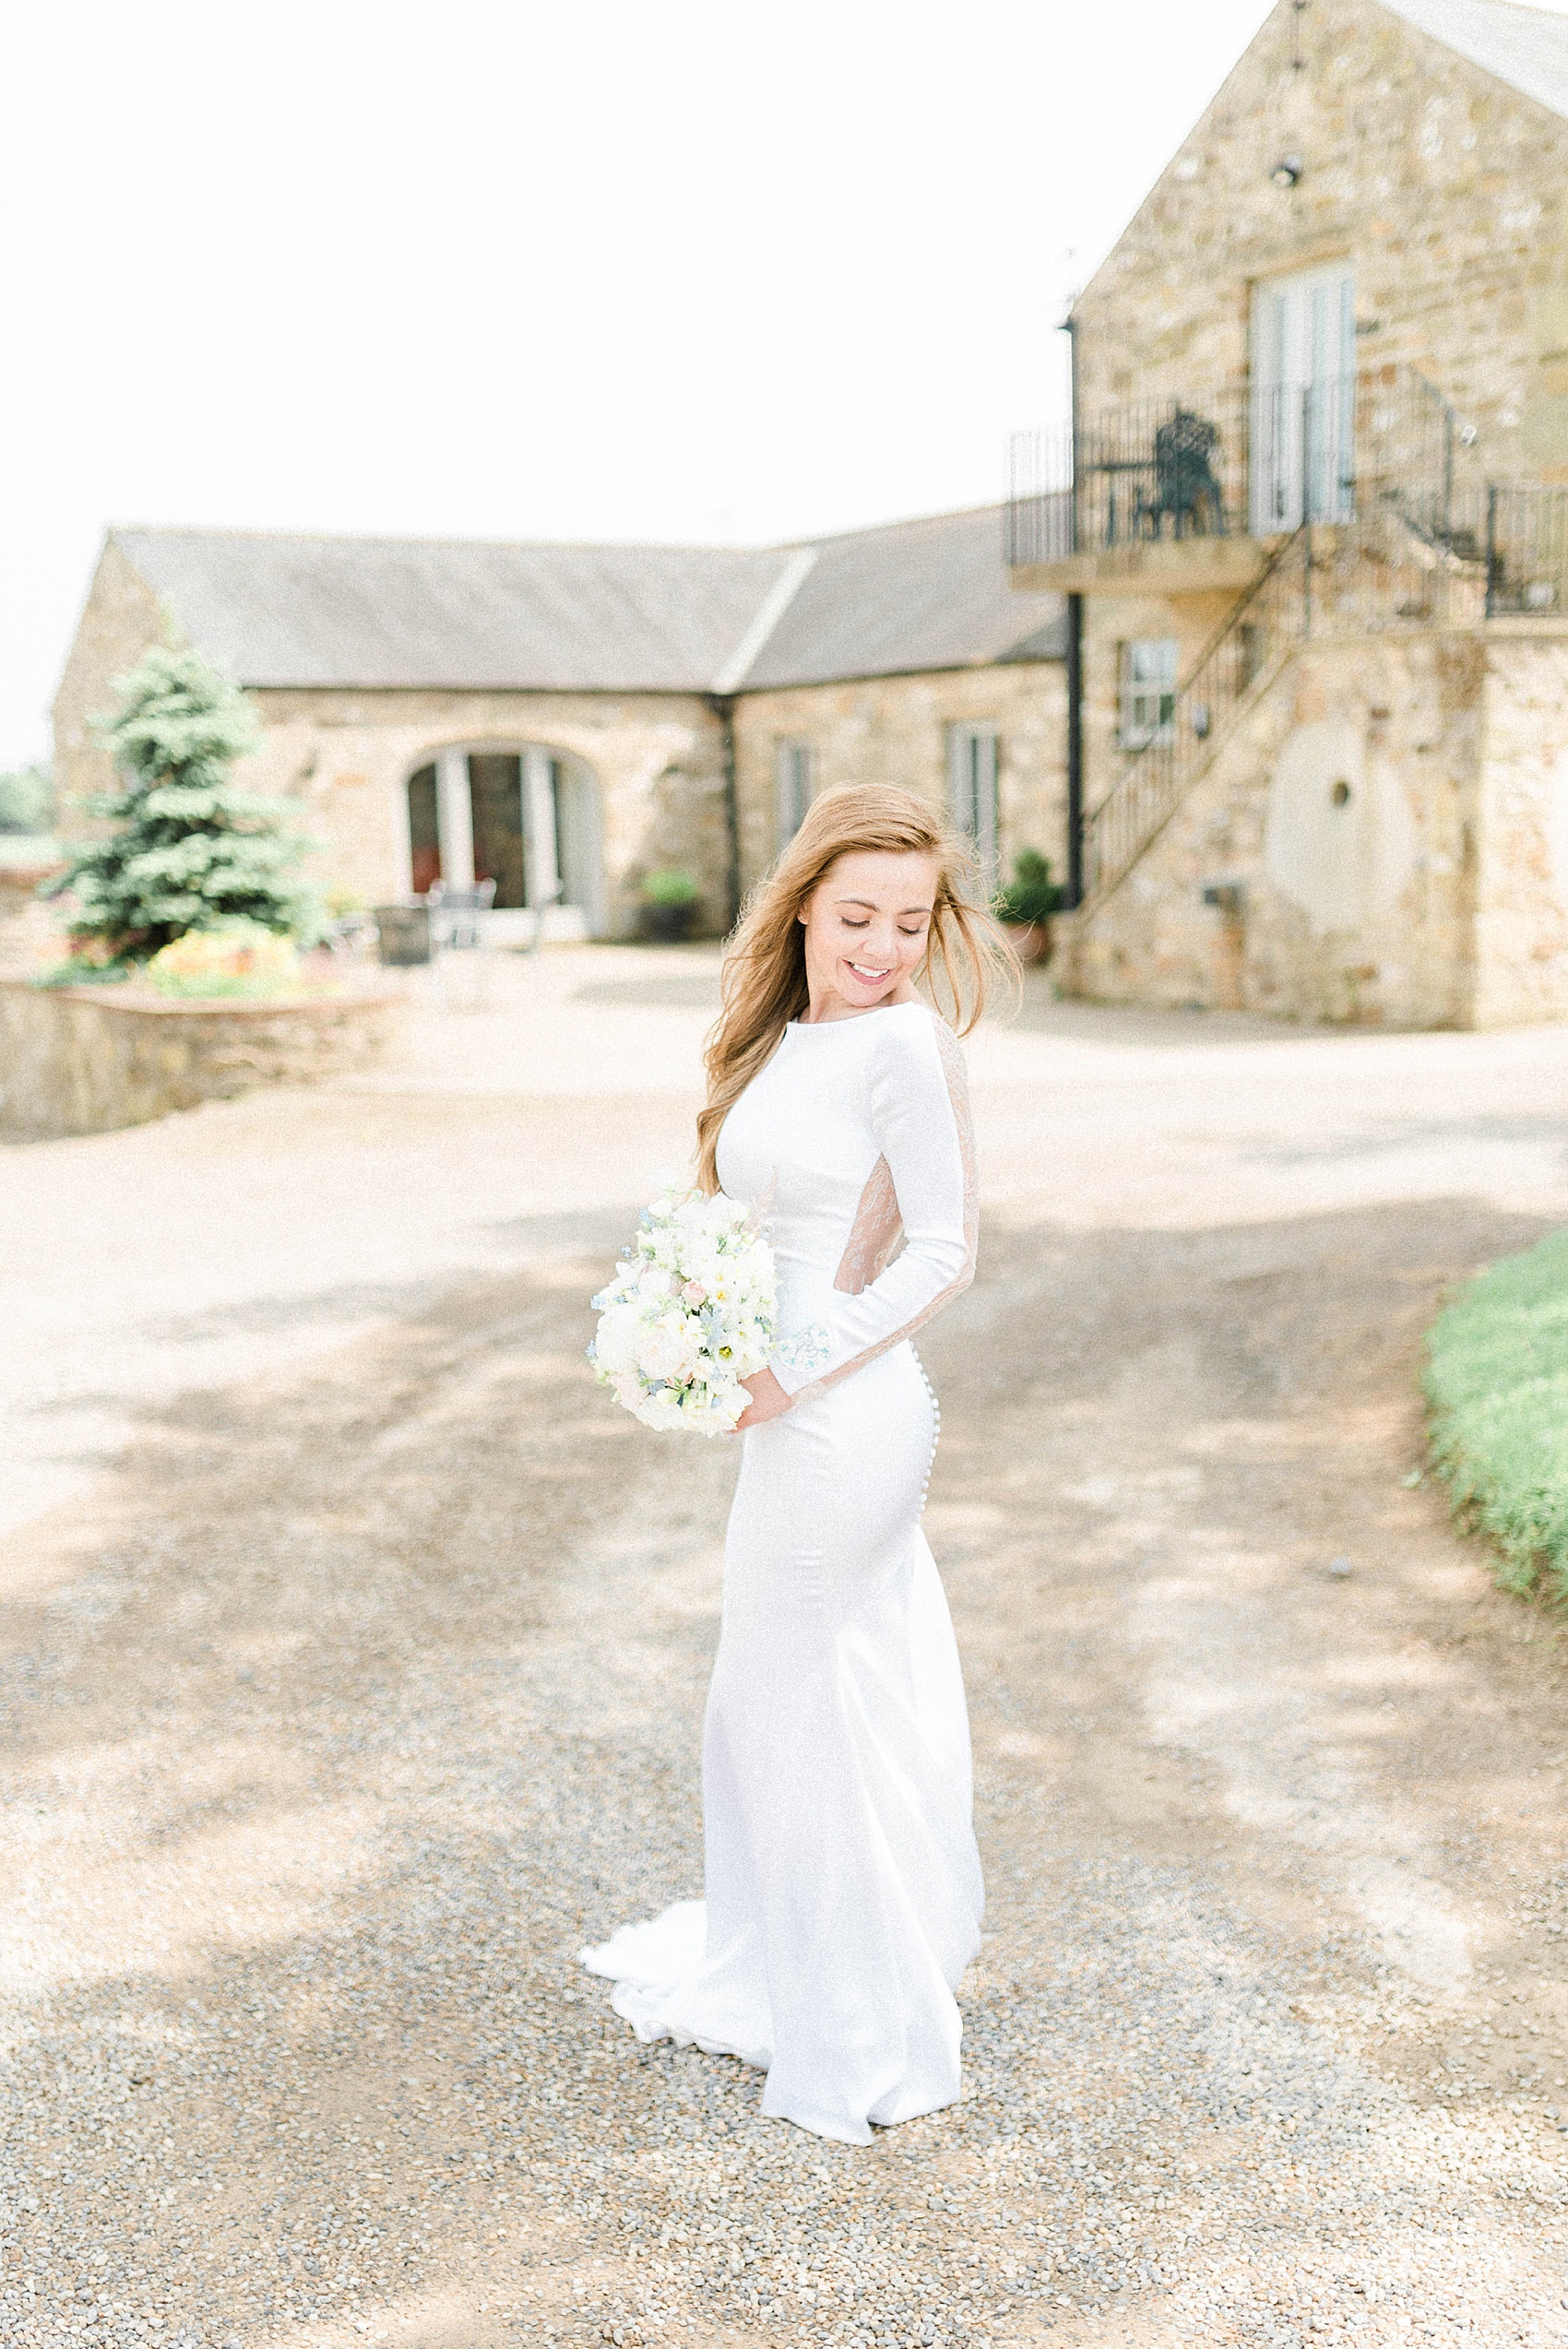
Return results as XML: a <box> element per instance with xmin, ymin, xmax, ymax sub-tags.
<box><xmin>45</xmin><ymin>646</ymin><xmax>313</xmax><ymax>963</ymax></box>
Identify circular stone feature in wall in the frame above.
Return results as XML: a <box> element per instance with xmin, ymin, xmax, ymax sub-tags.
<box><xmin>1264</xmin><ymin>718</ymin><xmax>1417</xmax><ymax>936</ymax></box>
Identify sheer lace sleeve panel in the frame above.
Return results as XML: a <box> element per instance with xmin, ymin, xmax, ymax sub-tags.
<box><xmin>770</xmin><ymin>1011</ymin><xmax>978</xmax><ymax>1402</ymax></box>
<box><xmin>832</xmin><ymin>1154</ymin><xmax>902</xmax><ymax>1297</ymax></box>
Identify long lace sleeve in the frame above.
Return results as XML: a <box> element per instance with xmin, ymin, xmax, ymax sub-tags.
<box><xmin>769</xmin><ymin>1012</ymin><xmax>977</xmax><ymax>1404</ymax></box>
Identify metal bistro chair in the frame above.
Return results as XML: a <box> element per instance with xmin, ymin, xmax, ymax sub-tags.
<box><xmin>423</xmin><ymin>877</ymin><xmax>497</xmax><ymax>952</ymax></box>
<box><xmin>1137</xmin><ymin>407</ymin><xmax>1226</xmax><ymax>540</ymax></box>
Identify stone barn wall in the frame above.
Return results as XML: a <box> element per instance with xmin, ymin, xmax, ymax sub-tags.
<box><xmin>53</xmin><ymin>538</ymin><xmax>735</xmax><ymax>942</ymax></box>
<box><xmin>1070</xmin><ymin>0</ymin><xmax>1568</xmax><ymax>473</ymax></box>
<box><xmin>1063</xmin><ymin>623</ymin><xmax>1568</xmax><ymax>1029</ymax></box>
<box><xmin>1471</xmin><ymin>633</ymin><xmax>1568</xmax><ymax>1026</ymax></box>
<box><xmin>238</xmin><ymin>688</ymin><xmax>732</xmax><ymax>939</ymax></box>
<box><xmin>731</xmin><ymin>662</ymin><xmax>1066</xmax><ymax>898</ymax></box>
<box><xmin>53</xmin><ymin>540</ymin><xmax>170</xmax><ymax>817</ymax></box>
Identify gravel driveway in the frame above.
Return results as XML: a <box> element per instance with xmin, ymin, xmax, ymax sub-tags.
<box><xmin>5</xmin><ymin>946</ymin><xmax>1568</xmax><ymax>2349</ymax></box>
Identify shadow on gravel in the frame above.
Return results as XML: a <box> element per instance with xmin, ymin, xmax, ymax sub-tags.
<box><xmin>3</xmin><ymin>1187</ymin><xmax>1566</xmax><ymax>2348</ymax></box>
<box><xmin>954</xmin><ymin>1191</ymin><xmax>1557</xmax><ymax>1414</ymax></box>
<box><xmin>999</xmin><ymin>987</ymin><xmax>1336</xmax><ymax>1045</ymax></box>
<box><xmin>2</xmin><ymin>1237</ymin><xmax>717</xmax><ymax>2345</ymax></box>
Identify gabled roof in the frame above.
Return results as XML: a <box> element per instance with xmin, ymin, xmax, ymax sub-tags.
<box><xmin>107</xmin><ymin>507</ymin><xmax>1063</xmax><ymax>700</ymax></box>
<box><xmin>1377</xmin><ymin>0</ymin><xmax>1568</xmax><ymax>119</ymax></box>
<box><xmin>109</xmin><ymin>529</ymin><xmax>795</xmax><ymax>697</ymax></box>
<box><xmin>742</xmin><ymin>506</ymin><xmax>1066</xmax><ymax>688</ymax></box>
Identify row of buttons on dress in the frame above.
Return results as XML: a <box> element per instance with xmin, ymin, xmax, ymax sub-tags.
<box><xmin>913</xmin><ymin>1349</ymin><xmax>941</xmax><ymax>1512</ymax></box>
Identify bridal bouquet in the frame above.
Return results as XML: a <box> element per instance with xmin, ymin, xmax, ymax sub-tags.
<box><xmin>589</xmin><ymin>1187</ymin><xmax>777</xmax><ymax>1435</ymax></box>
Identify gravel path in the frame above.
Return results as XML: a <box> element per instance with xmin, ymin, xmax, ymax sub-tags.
<box><xmin>5</xmin><ymin>949</ymin><xmax>1568</xmax><ymax>2349</ymax></box>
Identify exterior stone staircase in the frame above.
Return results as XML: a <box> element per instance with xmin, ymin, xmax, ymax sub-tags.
<box><xmin>1079</xmin><ymin>525</ymin><xmax>1311</xmax><ymax>911</ymax></box>
<box><xmin>1071</xmin><ymin>480</ymin><xmax>1550</xmax><ymax>920</ymax></box>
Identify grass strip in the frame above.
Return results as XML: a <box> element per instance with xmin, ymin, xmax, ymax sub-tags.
<box><xmin>1424</xmin><ymin>1230</ymin><xmax>1568</xmax><ymax>1600</ymax></box>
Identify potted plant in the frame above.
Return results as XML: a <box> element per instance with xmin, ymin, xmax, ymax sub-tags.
<box><xmin>992</xmin><ymin>848</ymin><xmax>1063</xmax><ymax>965</ymax></box>
<box><xmin>639</xmin><ymin>867</ymin><xmax>701</xmax><ymax>943</ymax></box>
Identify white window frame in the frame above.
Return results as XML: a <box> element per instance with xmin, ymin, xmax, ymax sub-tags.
<box><xmin>1249</xmin><ymin>261</ymin><xmax>1356</xmax><ymax>530</ymax></box>
<box><xmin>946</xmin><ymin>724</ymin><xmax>1000</xmax><ymax>884</ymax></box>
<box><xmin>1118</xmin><ymin>639</ymin><xmax>1179</xmax><ymax>748</ymax></box>
<box><xmin>775</xmin><ymin>739</ymin><xmax>814</xmax><ymax>848</ymax></box>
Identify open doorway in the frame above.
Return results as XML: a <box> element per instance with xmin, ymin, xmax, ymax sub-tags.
<box><xmin>403</xmin><ymin>746</ymin><xmax>606</xmax><ymax>932</ymax></box>
<box><xmin>468</xmin><ymin>754</ymin><xmax>527</xmax><ymax>907</ymax></box>
<box><xmin>407</xmin><ymin>765</ymin><xmax>441</xmax><ymax>897</ymax></box>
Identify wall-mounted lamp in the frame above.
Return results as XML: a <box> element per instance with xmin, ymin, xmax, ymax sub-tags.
<box><xmin>1270</xmin><ymin>153</ymin><xmax>1304</xmax><ymax>187</ymax></box>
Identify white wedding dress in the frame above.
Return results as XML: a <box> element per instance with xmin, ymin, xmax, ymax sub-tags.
<box><xmin>581</xmin><ymin>1001</ymin><xmax>983</xmax><ymax>2144</ymax></box>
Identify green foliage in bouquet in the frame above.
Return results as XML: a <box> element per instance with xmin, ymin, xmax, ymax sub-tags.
<box><xmin>642</xmin><ymin>866</ymin><xmax>700</xmax><ymax>908</ymax></box>
<box><xmin>42</xmin><ymin>646</ymin><xmax>318</xmax><ymax>965</ymax></box>
<box><xmin>992</xmin><ymin>848</ymin><xmax>1064</xmax><ymax>929</ymax></box>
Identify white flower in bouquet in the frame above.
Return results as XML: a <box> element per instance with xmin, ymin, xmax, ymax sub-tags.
<box><xmin>588</xmin><ymin>1186</ymin><xmax>776</xmax><ymax>1435</ymax></box>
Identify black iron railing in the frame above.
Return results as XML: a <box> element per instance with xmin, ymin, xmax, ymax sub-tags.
<box><xmin>1007</xmin><ymin>386</ymin><xmax>1253</xmax><ymax>564</ymax></box>
<box><xmin>1311</xmin><ymin>478</ymin><xmax>1568</xmax><ymax>625</ymax></box>
<box><xmin>1006</xmin><ymin>368</ymin><xmax>1484</xmax><ymax>566</ymax></box>
<box><xmin>1003</xmin><ymin>465</ymin><xmax>1072</xmax><ymax>565</ymax></box>
<box><xmin>1013</xmin><ymin>367</ymin><xmax>1568</xmax><ymax>908</ymax></box>
<box><xmin>1082</xmin><ymin>527</ymin><xmax>1311</xmax><ymax>903</ymax></box>
<box><xmin>1480</xmin><ymin>483</ymin><xmax>1568</xmax><ymax>615</ymax></box>
<box><xmin>1371</xmin><ymin>368</ymin><xmax>1479</xmax><ymax>553</ymax></box>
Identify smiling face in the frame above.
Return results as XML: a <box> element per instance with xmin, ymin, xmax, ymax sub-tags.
<box><xmin>797</xmin><ymin>848</ymin><xmax>940</xmax><ymax>1022</ymax></box>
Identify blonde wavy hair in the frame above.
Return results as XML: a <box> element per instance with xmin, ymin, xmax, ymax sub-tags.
<box><xmin>696</xmin><ymin>783</ymin><xmax>1016</xmax><ymax>1193</ymax></box>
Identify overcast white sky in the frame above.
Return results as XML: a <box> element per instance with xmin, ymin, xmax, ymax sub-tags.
<box><xmin>4</xmin><ymin>0</ymin><xmax>1562</xmax><ymax>773</ymax></box>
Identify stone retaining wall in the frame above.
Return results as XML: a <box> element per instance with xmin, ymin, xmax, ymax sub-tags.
<box><xmin>0</xmin><ymin>979</ymin><xmax>406</xmax><ymax>1142</ymax></box>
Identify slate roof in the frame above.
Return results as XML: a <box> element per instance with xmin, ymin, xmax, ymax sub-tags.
<box><xmin>111</xmin><ymin>530</ymin><xmax>794</xmax><ymax>696</ymax></box>
<box><xmin>741</xmin><ymin>506</ymin><xmax>1067</xmax><ymax>689</ymax></box>
<box><xmin>1379</xmin><ymin>0</ymin><xmax>1568</xmax><ymax>118</ymax></box>
<box><xmin>108</xmin><ymin>507</ymin><xmax>1063</xmax><ymax>699</ymax></box>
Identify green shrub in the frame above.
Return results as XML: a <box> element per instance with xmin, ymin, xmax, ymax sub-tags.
<box><xmin>642</xmin><ymin>867</ymin><xmax>699</xmax><ymax>907</ymax></box>
<box><xmin>42</xmin><ymin>645</ymin><xmax>316</xmax><ymax>963</ymax></box>
<box><xmin>31</xmin><ymin>955</ymin><xmax>134</xmax><ymax>990</ymax></box>
<box><xmin>1425</xmin><ymin>1230</ymin><xmax>1568</xmax><ymax>1599</ymax></box>
<box><xmin>993</xmin><ymin>848</ymin><xmax>1064</xmax><ymax>928</ymax></box>
<box><xmin>0</xmin><ymin>764</ymin><xmax>53</xmax><ymax>834</ymax></box>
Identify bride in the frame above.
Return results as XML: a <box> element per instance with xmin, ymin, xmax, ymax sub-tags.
<box><xmin>583</xmin><ymin>783</ymin><xmax>1008</xmax><ymax>2145</ymax></box>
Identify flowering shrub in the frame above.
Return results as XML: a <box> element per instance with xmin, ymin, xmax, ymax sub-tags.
<box><xmin>590</xmin><ymin>1187</ymin><xmax>777</xmax><ymax>1434</ymax></box>
<box><xmin>145</xmin><ymin>921</ymin><xmax>303</xmax><ymax>1000</ymax></box>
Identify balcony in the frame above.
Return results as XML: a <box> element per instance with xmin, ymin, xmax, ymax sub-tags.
<box><xmin>1007</xmin><ymin>368</ymin><xmax>1477</xmax><ymax>597</ymax></box>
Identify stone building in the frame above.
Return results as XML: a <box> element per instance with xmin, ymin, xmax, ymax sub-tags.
<box><xmin>55</xmin><ymin>509</ymin><xmax>1064</xmax><ymax>940</ymax></box>
<box><xmin>1010</xmin><ymin>0</ymin><xmax>1568</xmax><ymax>1026</ymax></box>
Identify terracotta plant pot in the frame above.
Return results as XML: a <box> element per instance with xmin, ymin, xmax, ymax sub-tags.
<box><xmin>1000</xmin><ymin>919</ymin><xmax>1051</xmax><ymax>966</ymax></box>
<box><xmin>640</xmin><ymin>901</ymin><xmax>697</xmax><ymax>943</ymax></box>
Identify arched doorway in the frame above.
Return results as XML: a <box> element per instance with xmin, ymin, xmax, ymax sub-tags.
<box><xmin>403</xmin><ymin>745</ymin><xmax>605</xmax><ymax>932</ymax></box>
